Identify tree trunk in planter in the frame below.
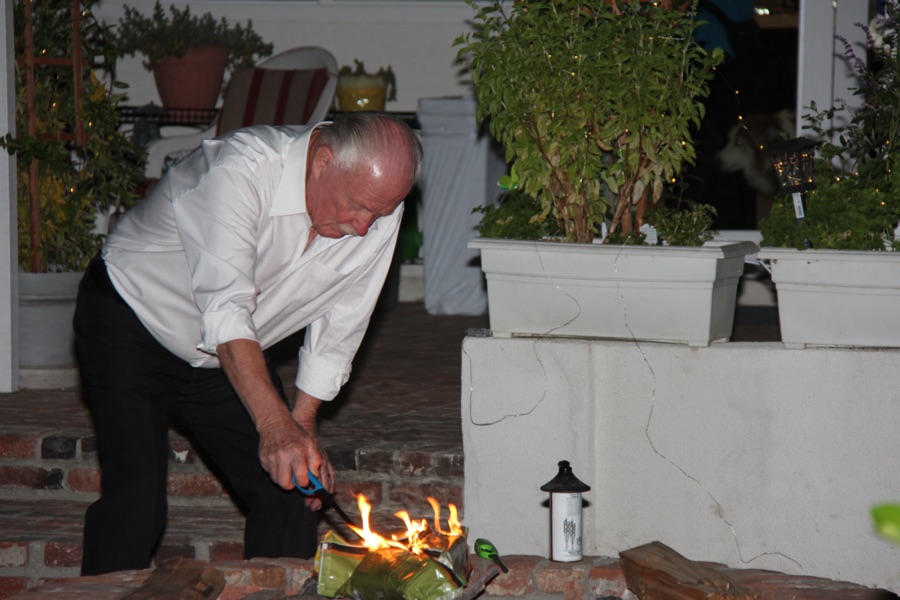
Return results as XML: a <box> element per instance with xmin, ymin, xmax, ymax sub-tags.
<box><xmin>153</xmin><ymin>46</ymin><xmax>228</xmax><ymax>110</ymax></box>
<box><xmin>18</xmin><ymin>271</ymin><xmax>82</xmax><ymax>369</ymax></box>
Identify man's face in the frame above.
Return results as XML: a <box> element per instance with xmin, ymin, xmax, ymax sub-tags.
<box><xmin>306</xmin><ymin>147</ymin><xmax>408</xmax><ymax>239</ymax></box>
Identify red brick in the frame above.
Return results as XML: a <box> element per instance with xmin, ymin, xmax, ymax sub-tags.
<box><xmin>397</xmin><ymin>450</ymin><xmax>432</xmax><ymax>475</ymax></box>
<box><xmin>67</xmin><ymin>467</ymin><xmax>101</xmax><ymax>493</ymax></box>
<box><xmin>0</xmin><ymin>466</ymin><xmax>63</xmax><ymax>489</ymax></box>
<box><xmin>485</xmin><ymin>555</ymin><xmax>540</xmax><ymax>596</ymax></box>
<box><xmin>44</xmin><ymin>541</ymin><xmax>81</xmax><ymax>567</ymax></box>
<box><xmin>388</xmin><ymin>482</ymin><xmax>462</xmax><ymax>511</ymax></box>
<box><xmin>246</xmin><ymin>563</ymin><xmax>288</xmax><ymax>588</ymax></box>
<box><xmin>169</xmin><ymin>438</ymin><xmax>200</xmax><ymax>464</ymax></box>
<box><xmin>210</xmin><ymin>541</ymin><xmax>244</xmax><ymax>562</ymax></box>
<box><xmin>588</xmin><ymin>560</ymin><xmax>628</xmax><ymax>597</ymax></box>
<box><xmin>536</xmin><ymin>562</ymin><xmax>586</xmax><ymax>600</ymax></box>
<box><xmin>212</xmin><ymin>561</ymin><xmax>288</xmax><ymax>600</ymax></box>
<box><xmin>154</xmin><ymin>542</ymin><xmax>196</xmax><ymax>563</ymax></box>
<box><xmin>0</xmin><ymin>576</ymin><xmax>30</xmax><ymax>597</ymax></box>
<box><xmin>166</xmin><ymin>472</ymin><xmax>227</xmax><ymax>496</ymax></box>
<box><xmin>434</xmin><ymin>453</ymin><xmax>464</xmax><ymax>477</ymax></box>
<box><xmin>261</xmin><ymin>557</ymin><xmax>314</xmax><ymax>595</ymax></box>
<box><xmin>41</xmin><ymin>436</ymin><xmax>77</xmax><ymax>460</ymax></box>
<box><xmin>0</xmin><ymin>542</ymin><xmax>28</xmax><ymax>568</ymax></box>
<box><xmin>22</xmin><ymin>572</ymin><xmax>148</xmax><ymax>599</ymax></box>
<box><xmin>335</xmin><ymin>480</ymin><xmax>382</xmax><ymax>505</ymax></box>
<box><xmin>0</xmin><ymin>434</ymin><xmax>37</xmax><ymax>459</ymax></box>
<box><xmin>356</xmin><ymin>448</ymin><xmax>393</xmax><ymax>471</ymax></box>
<box><xmin>80</xmin><ymin>435</ymin><xmax>97</xmax><ymax>457</ymax></box>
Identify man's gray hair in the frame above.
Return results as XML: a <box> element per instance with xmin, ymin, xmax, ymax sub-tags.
<box><xmin>318</xmin><ymin>113</ymin><xmax>423</xmax><ymax>185</ymax></box>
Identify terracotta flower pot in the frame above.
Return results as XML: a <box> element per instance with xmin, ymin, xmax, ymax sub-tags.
<box><xmin>152</xmin><ymin>46</ymin><xmax>228</xmax><ymax>110</ymax></box>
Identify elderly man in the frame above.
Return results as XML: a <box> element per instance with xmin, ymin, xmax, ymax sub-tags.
<box><xmin>74</xmin><ymin>113</ymin><xmax>422</xmax><ymax>576</ymax></box>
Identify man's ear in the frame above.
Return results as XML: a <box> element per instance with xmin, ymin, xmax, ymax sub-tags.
<box><xmin>310</xmin><ymin>145</ymin><xmax>335</xmax><ymax>177</ymax></box>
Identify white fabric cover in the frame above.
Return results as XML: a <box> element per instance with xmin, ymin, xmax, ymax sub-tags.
<box><xmin>417</xmin><ymin>96</ymin><xmax>506</xmax><ymax>315</ymax></box>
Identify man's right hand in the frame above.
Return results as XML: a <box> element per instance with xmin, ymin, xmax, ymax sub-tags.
<box><xmin>256</xmin><ymin>410</ymin><xmax>324</xmax><ymax>491</ymax></box>
<box><xmin>216</xmin><ymin>339</ymin><xmax>330</xmax><ymax>506</ymax></box>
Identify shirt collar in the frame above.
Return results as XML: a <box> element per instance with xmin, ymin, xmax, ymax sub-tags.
<box><xmin>270</xmin><ymin>122</ymin><xmax>330</xmax><ymax>217</ymax></box>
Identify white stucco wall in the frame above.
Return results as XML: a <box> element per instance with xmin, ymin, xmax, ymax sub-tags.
<box><xmin>91</xmin><ymin>1</ymin><xmax>477</xmax><ymax>113</ymax></box>
<box><xmin>462</xmin><ymin>336</ymin><xmax>900</xmax><ymax>592</ymax></box>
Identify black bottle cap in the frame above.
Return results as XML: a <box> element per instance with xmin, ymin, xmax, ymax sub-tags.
<box><xmin>540</xmin><ymin>460</ymin><xmax>590</xmax><ymax>493</ymax></box>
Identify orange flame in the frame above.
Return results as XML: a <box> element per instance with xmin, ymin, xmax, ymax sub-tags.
<box><xmin>447</xmin><ymin>503</ymin><xmax>462</xmax><ymax>535</ymax></box>
<box><xmin>348</xmin><ymin>494</ymin><xmax>405</xmax><ymax>551</ymax></box>
<box><xmin>346</xmin><ymin>494</ymin><xmax>463</xmax><ymax>554</ymax></box>
<box><xmin>427</xmin><ymin>497</ymin><xmax>464</xmax><ymax>537</ymax></box>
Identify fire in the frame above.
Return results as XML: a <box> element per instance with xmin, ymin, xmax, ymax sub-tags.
<box><xmin>427</xmin><ymin>497</ymin><xmax>463</xmax><ymax>537</ymax></box>
<box><xmin>347</xmin><ymin>494</ymin><xmax>463</xmax><ymax>555</ymax></box>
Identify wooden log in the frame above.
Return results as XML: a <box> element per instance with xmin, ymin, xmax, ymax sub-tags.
<box><xmin>460</xmin><ymin>556</ymin><xmax>502</xmax><ymax>600</ymax></box>
<box><xmin>619</xmin><ymin>541</ymin><xmax>757</xmax><ymax>600</ymax></box>
<box><xmin>241</xmin><ymin>591</ymin><xmax>287</xmax><ymax>600</ymax></box>
<box><xmin>122</xmin><ymin>556</ymin><xmax>225</xmax><ymax>600</ymax></box>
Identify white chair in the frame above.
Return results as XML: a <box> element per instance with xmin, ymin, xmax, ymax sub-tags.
<box><xmin>144</xmin><ymin>46</ymin><xmax>338</xmax><ymax>178</ymax></box>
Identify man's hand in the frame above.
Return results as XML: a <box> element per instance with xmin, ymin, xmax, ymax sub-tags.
<box><xmin>291</xmin><ymin>390</ymin><xmax>332</xmax><ymax>481</ymax></box>
<box><xmin>216</xmin><ymin>339</ymin><xmax>331</xmax><ymax>508</ymax></box>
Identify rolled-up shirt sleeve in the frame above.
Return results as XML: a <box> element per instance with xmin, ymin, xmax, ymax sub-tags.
<box><xmin>295</xmin><ymin>209</ymin><xmax>401</xmax><ymax>400</ymax></box>
<box><xmin>171</xmin><ymin>156</ymin><xmax>273</xmax><ymax>354</ymax></box>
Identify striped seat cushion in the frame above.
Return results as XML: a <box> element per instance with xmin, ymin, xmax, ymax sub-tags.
<box><xmin>217</xmin><ymin>67</ymin><xmax>330</xmax><ymax>135</ymax></box>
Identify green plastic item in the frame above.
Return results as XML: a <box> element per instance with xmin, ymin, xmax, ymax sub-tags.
<box><xmin>474</xmin><ymin>538</ymin><xmax>508</xmax><ymax>573</ymax></box>
<box><xmin>872</xmin><ymin>504</ymin><xmax>900</xmax><ymax>545</ymax></box>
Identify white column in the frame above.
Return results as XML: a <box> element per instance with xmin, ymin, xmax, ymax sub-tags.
<box><xmin>0</xmin><ymin>1</ymin><xmax>18</xmax><ymax>392</ymax></box>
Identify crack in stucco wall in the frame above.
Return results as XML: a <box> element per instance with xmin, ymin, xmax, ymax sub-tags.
<box><xmin>464</xmin><ymin>239</ymin><xmax>802</xmax><ymax>568</ymax></box>
<box><xmin>465</xmin><ymin>243</ymin><xmax>579</xmax><ymax>427</ymax></box>
<box><xmin>612</xmin><ymin>244</ymin><xmax>802</xmax><ymax>571</ymax></box>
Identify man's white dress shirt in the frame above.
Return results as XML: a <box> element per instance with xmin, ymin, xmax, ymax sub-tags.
<box><xmin>102</xmin><ymin>124</ymin><xmax>402</xmax><ymax>401</ymax></box>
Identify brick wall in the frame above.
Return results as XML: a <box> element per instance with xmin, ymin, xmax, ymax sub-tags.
<box><xmin>6</xmin><ymin>554</ymin><xmax>897</xmax><ymax>600</ymax></box>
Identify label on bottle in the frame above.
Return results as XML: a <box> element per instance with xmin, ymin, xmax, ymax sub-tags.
<box><xmin>550</xmin><ymin>492</ymin><xmax>583</xmax><ymax>562</ymax></box>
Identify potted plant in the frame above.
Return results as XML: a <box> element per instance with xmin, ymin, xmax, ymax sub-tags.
<box><xmin>454</xmin><ymin>0</ymin><xmax>758</xmax><ymax>346</ymax></box>
<box><xmin>2</xmin><ymin>0</ymin><xmax>146</xmax><ymax>373</ymax></box>
<box><xmin>757</xmin><ymin>1</ymin><xmax>900</xmax><ymax>349</ymax></box>
<box><xmin>335</xmin><ymin>60</ymin><xmax>397</xmax><ymax>112</ymax></box>
<box><xmin>114</xmin><ymin>1</ymin><xmax>273</xmax><ymax>110</ymax></box>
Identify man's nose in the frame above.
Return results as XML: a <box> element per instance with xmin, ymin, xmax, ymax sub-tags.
<box><xmin>353</xmin><ymin>217</ymin><xmax>375</xmax><ymax>236</ymax></box>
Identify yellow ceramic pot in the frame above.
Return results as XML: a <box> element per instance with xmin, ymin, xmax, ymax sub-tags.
<box><xmin>335</xmin><ymin>62</ymin><xmax>396</xmax><ymax>112</ymax></box>
<box><xmin>336</xmin><ymin>75</ymin><xmax>388</xmax><ymax>111</ymax></box>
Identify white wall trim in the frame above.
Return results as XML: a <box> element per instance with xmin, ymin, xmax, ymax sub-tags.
<box><xmin>0</xmin><ymin>1</ymin><xmax>18</xmax><ymax>393</ymax></box>
<box><xmin>92</xmin><ymin>0</ymin><xmax>480</xmax><ymax>26</ymax></box>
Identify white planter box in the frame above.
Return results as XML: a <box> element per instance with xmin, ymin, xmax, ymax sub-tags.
<box><xmin>19</xmin><ymin>271</ymin><xmax>83</xmax><ymax>368</ymax></box>
<box><xmin>757</xmin><ymin>247</ymin><xmax>900</xmax><ymax>349</ymax></box>
<box><xmin>469</xmin><ymin>238</ymin><xmax>758</xmax><ymax>347</ymax></box>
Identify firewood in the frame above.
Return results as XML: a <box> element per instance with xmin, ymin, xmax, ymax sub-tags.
<box><xmin>619</xmin><ymin>541</ymin><xmax>757</xmax><ymax>600</ymax></box>
<box><xmin>242</xmin><ymin>591</ymin><xmax>286</xmax><ymax>600</ymax></box>
<box><xmin>459</xmin><ymin>556</ymin><xmax>502</xmax><ymax>600</ymax></box>
<box><xmin>122</xmin><ymin>556</ymin><xmax>225</xmax><ymax>600</ymax></box>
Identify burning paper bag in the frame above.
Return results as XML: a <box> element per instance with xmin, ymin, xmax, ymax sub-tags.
<box><xmin>339</xmin><ymin>546</ymin><xmax>463</xmax><ymax>600</ymax></box>
<box><xmin>315</xmin><ymin>495</ymin><xmax>470</xmax><ymax>600</ymax></box>
<box><xmin>424</xmin><ymin>530</ymin><xmax>470</xmax><ymax>588</ymax></box>
<box><xmin>316</xmin><ymin>531</ymin><xmax>368</xmax><ymax>598</ymax></box>
<box><xmin>317</xmin><ymin>537</ymin><xmax>466</xmax><ymax>600</ymax></box>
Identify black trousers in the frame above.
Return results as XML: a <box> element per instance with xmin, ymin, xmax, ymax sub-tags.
<box><xmin>74</xmin><ymin>257</ymin><xmax>317</xmax><ymax>576</ymax></box>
